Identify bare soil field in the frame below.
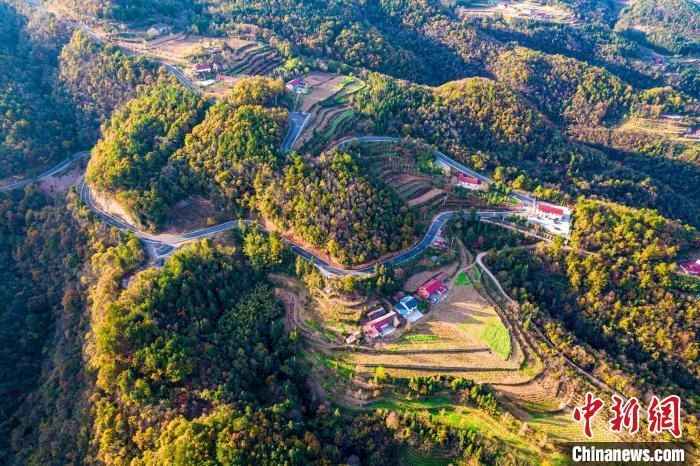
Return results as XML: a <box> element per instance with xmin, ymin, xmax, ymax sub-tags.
<box><xmin>40</xmin><ymin>165</ymin><xmax>84</xmax><ymax>197</ymax></box>
<box><xmin>617</xmin><ymin>116</ymin><xmax>699</xmax><ymax>141</ymax></box>
<box><xmin>299</xmin><ymin>75</ymin><xmax>348</xmax><ymax>112</ymax></box>
<box><xmin>386</xmin><ymin>284</ymin><xmax>519</xmax><ymax>359</ymax></box>
<box><xmin>346</xmin><ymin>283</ymin><xmax>528</xmax><ymax>382</ymax></box>
<box><xmin>162</xmin><ymin>196</ymin><xmax>228</xmax><ymax>234</ymax></box>
<box><xmin>117</xmin><ymin>34</ymin><xmax>252</xmax><ymax>67</ymax></box>
<box><xmin>456</xmin><ymin>0</ymin><xmax>574</xmax><ymax>24</ymax></box>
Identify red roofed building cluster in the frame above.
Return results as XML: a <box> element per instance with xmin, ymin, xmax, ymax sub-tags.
<box><xmin>362</xmin><ymin>310</ymin><xmax>400</xmax><ymax>339</ymax></box>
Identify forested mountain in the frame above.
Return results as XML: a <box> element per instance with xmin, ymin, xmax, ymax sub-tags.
<box><xmin>86</xmin><ymin>84</ymin><xmax>207</xmax><ymax>228</ymax></box>
<box><xmin>0</xmin><ymin>187</ymin><xmax>88</xmax><ymax>461</ymax></box>
<box><xmin>86</xmin><ymin>81</ymin><xmax>288</xmax><ymax>229</ymax></box>
<box><xmin>0</xmin><ymin>2</ymin><xmax>74</xmax><ymax>178</ymax></box>
<box><xmin>171</xmin><ymin>99</ymin><xmax>287</xmax><ymax>215</ymax></box>
<box><xmin>617</xmin><ymin>0</ymin><xmax>700</xmax><ymax>55</ymax></box>
<box><xmin>485</xmin><ymin>198</ymin><xmax>699</xmax><ymax>402</ymax></box>
<box><xmin>58</xmin><ymin>31</ymin><xmax>170</xmax><ymax>146</ymax></box>
<box><xmin>0</xmin><ymin>2</ymin><xmax>168</xmax><ymax>180</ymax></box>
<box><xmin>489</xmin><ymin>48</ymin><xmax>634</xmax><ymax>126</ymax></box>
<box><xmin>259</xmin><ymin>151</ymin><xmax>418</xmax><ymax>265</ymax></box>
<box><xmin>352</xmin><ymin>72</ymin><xmax>700</xmax><ymax>227</ymax></box>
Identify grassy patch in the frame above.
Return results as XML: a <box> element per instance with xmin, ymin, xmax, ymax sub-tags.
<box><xmin>472</xmin><ymin>268</ymin><xmax>480</xmax><ymax>281</ymax></box>
<box><xmin>305</xmin><ymin>319</ymin><xmax>336</xmax><ymax>341</ymax></box>
<box><xmin>309</xmin><ymin>351</ymin><xmax>355</xmax><ymax>379</ymax></box>
<box><xmin>401</xmin><ymin>334</ymin><xmax>439</xmax><ymax>343</ymax></box>
<box><xmin>455</xmin><ymin>271</ymin><xmax>471</xmax><ymax>286</ymax></box>
<box><xmin>481</xmin><ymin>321</ymin><xmax>512</xmax><ymax>358</ymax></box>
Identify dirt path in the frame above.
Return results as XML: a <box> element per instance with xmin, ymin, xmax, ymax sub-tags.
<box><xmin>475</xmin><ymin>251</ymin><xmax>621</xmax><ymax>397</ymax></box>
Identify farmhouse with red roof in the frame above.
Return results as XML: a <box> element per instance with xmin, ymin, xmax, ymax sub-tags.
<box><xmin>679</xmin><ymin>260</ymin><xmax>700</xmax><ymax>275</ymax></box>
<box><xmin>457</xmin><ymin>172</ymin><xmax>483</xmax><ymax>190</ymax></box>
<box><xmin>286</xmin><ymin>78</ymin><xmax>308</xmax><ymax>93</ymax></box>
<box><xmin>536</xmin><ymin>203</ymin><xmax>565</xmax><ymax>220</ymax></box>
<box><xmin>417</xmin><ymin>278</ymin><xmax>448</xmax><ymax>303</ymax></box>
<box><xmin>362</xmin><ymin>310</ymin><xmax>400</xmax><ymax>339</ymax></box>
<box><xmin>526</xmin><ymin>201</ymin><xmax>572</xmax><ymax>236</ymax></box>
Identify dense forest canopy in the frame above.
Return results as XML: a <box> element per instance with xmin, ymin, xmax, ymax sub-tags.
<box><xmin>0</xmin><ymin>2</ymin><xmax>74</xmax><ymax>178</ymax></box>
<box><xmin>351</xmin><ymin>72</ymin><xmax>700</xmax><ymax>227</ymax></box>
<box><xmin>170</xmin><ymin>99</ymin><xmax>287</xmax><ymax>215</ymax></box>
<box><xmin>86</xmin><ymin>84</ymin><xmax>207</xmax><ymax>228</ymax></box>
<box><xmin>58</xmin><ymin>30</ymin><xmax>169</xmax><ymax>146</ymax></box>
<box><xmin>485</xmin><ymin>198</ymin><xmax>699</xmax><ymax>399</ymax></box>
<box><xmin>617</xmin><ymin>0</ymin><xmax>700</xmax><ymax>55</ymax></box>
<box><xmin>85</xmin><ymin>81</ymin><xmax>288</xmax><ymax>229</ymax></box>
<box><xmin>258</xmin><ymin>150</ymin><xmax>419</xmax><ymax>265</ymax></box>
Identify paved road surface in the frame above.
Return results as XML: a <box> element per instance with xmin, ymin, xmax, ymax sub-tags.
<box><xmin>8</xmin><ymin>135</ymin><xmax>534</xmax><ymax>277</ymax></box>
<box><xmin>0</xmin><ymin>151</ymin><xmax>90</xmax><ymax>192</ymax></box>
<box><xmin>9</xmin><ymin>4</ymin><xmax>541</xmax><ymax>276</ymax></box>
<box><xmin>162</xmin><ymin>63</ymin><xmax>197</xmax><ymax>92</ymax></box>
<box><xmin>281</xmin><ymin>112</ymin><xmax>310</xmax><ymax>152</ymax></box>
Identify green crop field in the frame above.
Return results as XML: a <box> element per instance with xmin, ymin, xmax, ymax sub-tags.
<box><xmin>401</xmin><ymin>334</ymin><xmax>440</xmax><ymax>342</ymax></box>
<box><xmin>455</xmin><ymin>271</ymin><xmax>471</xmax><ymax>286</ymax></box>
<box><xmin>481</xmin><ymin>321</ymin><xmax>511</xmax><ymax>358</ymax></box>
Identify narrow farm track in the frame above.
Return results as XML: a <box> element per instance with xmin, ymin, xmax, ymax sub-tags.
<box><xmin>475</xmin><ymin>251</ymin><xmax>622</xmax><ymax>397</ymax></box>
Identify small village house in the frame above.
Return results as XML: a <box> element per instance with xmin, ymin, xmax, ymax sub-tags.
<box><xmin>417</xmin><ymin>278</ymin><xmax>448</xmax><ymax>303</ymax></box>
<box><xmin>194</xmin><ymin>62</ymin><xmax>216</xmax><ymax>75</ymax></box>
<box><xmin>285</xmin><ymin>78</ymin><xmax>308</xmax><ymax>93</ymax></box>
<box><xmin>147</xmin><ymin>23</ymin><xmax>171</xmax><ymax>38</ymax></box>
<box><xmin>363</xmin><ymin>310</ymin><xmax>400</xmax><ymax>339</ymax></box>
<box><xmin>394</xmin><ymin>295</ymin><xmax>423</xmax><ymax>323</ymax></box>
<box><xmin>457</xmin><ymin>172</ymin><xmax>483</xmax><ymax>190</ymax></box>
<box><xmin>535</xmin><ymin>203</ymin><xmax>565</xmax><ymax>221</ymax></box>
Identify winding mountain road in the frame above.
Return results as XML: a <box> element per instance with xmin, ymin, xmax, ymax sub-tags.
<box><xmin>81</xmin><ymin>181</ymin><xmax>513</xmax><ymax>276</ymax></box>
<box><xmin>25</xmin><ymin>0</ymin><xmax>197</xmax><ymax>92</ymax></box>
<box><xmin>474</xmin><ymin>250</ymin><xmax>621</xmax><ymax>396</ymax></box>
<box><xmin>0</xmin><ymin>151</ymin><xmax>90</xmax><ymax>192</ymax></box>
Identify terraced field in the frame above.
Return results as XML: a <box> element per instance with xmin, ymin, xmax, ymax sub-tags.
<box><xmin>312</xmin><ymin>288</ymin><xmax>379</xmax><ymax>332</ymax></box>
<box><xmin>345</xmin><ymin>282</ymin><xmax>536</xmax><ymax>384</ymax></box>
<box><xmin>371</xmin><ymin>397</ymin><xmax>567</xmax><ymax>464</ymax></box>
<box><xmin>358</xmin><ymin>142</ymin><xmax>494</xmax><ymax>213</ymax></box>
<box><xmin>225</xmin><ymin>44</ymin><xmax>283</xmax><ymax>77</ymax></box>
<box><xmin>294</xmin><ymin>76</ymin><xmax>366</xmax><ymax>152</ymax></box>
